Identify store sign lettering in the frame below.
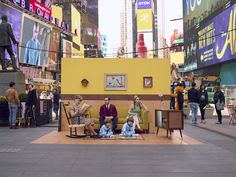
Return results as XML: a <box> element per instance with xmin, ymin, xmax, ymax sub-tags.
<box><xmin>185</xmin><ymin>0</ymin><xmax>202</xmax><ymax>15</ymax></box>
<box><xmin>7</xmin><ymin>0</ymin><xmax>75</xmax><ymax>33</ymax></box>
<box><xmin>216</xmin><ymin>7</ymin><xmax>236</xmax><ymax>59</ymax></box>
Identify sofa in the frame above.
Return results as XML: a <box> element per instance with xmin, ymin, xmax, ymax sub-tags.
<box><xmin>86</xmin><ymin>107</ymin><xmax>149</xmax><ymax>132</ymax></box>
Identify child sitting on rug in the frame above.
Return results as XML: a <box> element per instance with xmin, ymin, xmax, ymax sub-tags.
<box><xmin>99</xmin><ymin>119</ymin><xmax>113</xmax><ymax>138</ymax></box>
<box><xmin>121</xmin><ymin>118</ymin><xmax>138</xmax><ymax>137</ymax></box>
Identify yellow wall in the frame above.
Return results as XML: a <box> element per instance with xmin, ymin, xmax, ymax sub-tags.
<box><xmin>61</xmin><ymin>58</ymin><xmax>170</xmax><ymax>95</ymax></box>
<box><xmin>170</xmin><ymin>52</ymin><xmax>184</xmax><ymax>65</ymax></box>
<box><xmin>52</xmin><ymin>5</ymin><xmax>63</xmax><ymax>22</ymax></box>
<box><xmin>71</xmin><ymin>5</ymin><xmax>84</xmax><ymax>58</ymax></box>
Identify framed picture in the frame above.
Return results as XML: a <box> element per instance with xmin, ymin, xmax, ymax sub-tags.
<box><xmin>143</xmin><ymin>76</ymin><xmax>153</xmax><ymax>88</ymax></box>
<box><xmin>104</xmin><ymin>74</ymin><xmax>127</xmax><ymax>90</ymax></box>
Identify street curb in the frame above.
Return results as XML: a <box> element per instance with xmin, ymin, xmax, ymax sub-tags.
<box><xmin>185</xmin><ymin>121</ymin><xmax>236</xmax><ymax>140</ymax></box>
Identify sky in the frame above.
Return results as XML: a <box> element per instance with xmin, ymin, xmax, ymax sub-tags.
<box><xmin>99</xmin><ymin>0</ymin><xmax>183</xmax><ymax>57</ymax></box>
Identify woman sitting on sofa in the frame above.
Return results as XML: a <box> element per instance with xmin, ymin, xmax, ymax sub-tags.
<box><xmin>127</xmin><ymin>95</ymin><xmax>147</xmax><ymax>132</ymax></box>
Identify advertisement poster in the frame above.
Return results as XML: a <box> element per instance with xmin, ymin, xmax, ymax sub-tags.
<box><xmin>137</xmin><ymin>9</ymin><xmax>153</xmax><ymax>32</ymax></box>
<box><xmin>183</xmin><ymin>0</ymin><xmax>231</xmax><ymax>31</ymax></box>
<box><xmin>20</xmin><ymin>16</ymin><xmax>52</xmax><ymax>66</ymax></box>
<box><xmin>0</xmin><ymin>4</ymin><xmax>22</xmax><ymax>60</ymax></box>
<box><xmin>19</xmin><ymin>66</ymin><xmax>41</xmax><ymax>79</ymax></box>
<box><xmin>48</xmin><ymin>28</ymin><xmax>60</xmax><ymax>71</ymax></box>
<box><xmin>184</xmin><ymin>29</ymin><xmax>198</xmax><ymax>71</ymax></box>
<box><xmin>61</xmin><ymin>33</ymin><xmax>72</xmax><ymax>58</ymax></box>
<box><xmin>197</xmin><ymin>5</ymin><xmax>236</xmax><ymax>68</ymax></box>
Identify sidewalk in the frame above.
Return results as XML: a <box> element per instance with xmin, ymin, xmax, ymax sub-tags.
<box><xmin>185</xmin><ymin>117</ymin><xmax>236</xmax><ymax>139</ymax></box>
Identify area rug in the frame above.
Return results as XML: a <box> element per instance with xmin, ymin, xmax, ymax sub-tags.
<box><xmin>83</xmin><ymin>134</ymin><xmax>145</xmax><ymax>140</ymax></box>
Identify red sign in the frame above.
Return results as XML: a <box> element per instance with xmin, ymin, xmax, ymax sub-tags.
<box><xmin>29</xmin><ymin>0</ymin><xmax>52</xmax><ymax>20</ymax></box>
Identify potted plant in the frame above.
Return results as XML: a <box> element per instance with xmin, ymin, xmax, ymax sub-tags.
<box><xmin>183</xmin><ymin>101</ymin><xmax>190</xmax><ymax>119</ymax></box>
<box><xmin>18</xmin><ymin>93</ymin><xmax>28</xmax><ymax>118</ymax></box>
<box><xmin>204</xmin><ymin>104</ymin><xmax>214</xmax><ymax>119</ymax></box>
<box><xmin>0</xmin><ymin>96</ymin><xmax>9</xmax><ymax>126</ymax></box>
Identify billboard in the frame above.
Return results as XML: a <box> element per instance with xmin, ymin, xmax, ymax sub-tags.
<box><xmin>48</xmin><ymin>28</ymin><xmax>60</xmax><ymax>71</ymax></box>
<box><xmin>137</xmin><ymin>0</ymin><xmax>152</xmax><ymax>9</ymax></box>
<box><xmin>137</xmin><ymin>9</ymin><xmax>153</xmax><ymax>32</ymax></box>
<box><xmin>0</xmin><ymin>3</ymin><xmax>22</xmax><ymax>61</ymax></box>
<box><xmin>197</xmin><ymin>4</ymin><xmax>236</xmax><ymax>68</ymax></box>
<box><xmin>183</xmin><ymin>0</ymin><xmax>231</xmax><ymax>31</ymax></box>
<box><xmin>61</xmin><ymin>33</ymin><xmax>72</xmax><ymax>58</ymax></box>
<box><xmin>20</xmin><ymin>16</ymin><xmax>52</xmax><ymax>66</ymax></box>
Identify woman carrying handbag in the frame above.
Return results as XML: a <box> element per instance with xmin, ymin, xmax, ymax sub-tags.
<box><xmin>213</xmin><ymin>86</ymin><xmax>225</xmax><ymax>124</ymax></box>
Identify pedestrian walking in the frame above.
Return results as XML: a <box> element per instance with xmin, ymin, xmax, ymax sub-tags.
<box><xmin>5</xmin><ymin>82</ymin><xmax>20</xmax><ymax>129</ymax></box>
<box><xmin>199</xmin><ymin>84</ymin><xmax>208</xmax><ymax>123</ymax></box>
<box><xmin>188</xmin><ymin>82</ymin><xmax>199</xmax><ymax>125</ymax></box>
<box><xmin>53</xmin><ymin>88</ymin><xmax>60</xmax><ymax>120</ymax></box>
<box><xmin>0</xmin><ymin>15</ymin><xmax>18</xmax><ymax>70</ymax></box>
<box><xmin>214</xmin><ymin>86</ymin><xmax>225</xmax><ymax>124</ymax></box>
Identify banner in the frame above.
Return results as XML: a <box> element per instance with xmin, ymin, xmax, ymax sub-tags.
<box><xmin>197</xmin><ymin>4</ymin><xmax>236</xmax><ymax>68</ymax></box>
<box><xmin>20</xmin><ymin>16</ymin><xmax>52</xmax><ymax>66</ymax></box>
<box><xmin>137</xmin><ymin>9</ymin><xmax>153</xmax><ymax>32</ymax></box>
<box><xmin>0</xmin><ymin>4</ymin><xmax>22</xmax><ymax>60</ymax></box>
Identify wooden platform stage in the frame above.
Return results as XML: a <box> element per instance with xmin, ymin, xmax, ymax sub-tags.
<box><xmin>31</xmin><ymin>129</ymin><xmax>202</xmax><ymax>145</ymax></box>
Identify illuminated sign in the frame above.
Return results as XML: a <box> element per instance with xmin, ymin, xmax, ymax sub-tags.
<box><xmin>198</xmin><ymin>4</ymin><xmax>236</xmax><ymax>68</ymax></box>
<box><xmin>7</xmin><ymin>0</ymin><xmax>72</xmax><ymax>32</ymax></box>
<box><xmin>137</xmin><ymin>9</ymin><xmax>153</xmax><ymax>32</ymax></box>
<box><xmin>137</xmin><ymin>0</ymin><xmax>152</xmax><ymax>9</ymax></box>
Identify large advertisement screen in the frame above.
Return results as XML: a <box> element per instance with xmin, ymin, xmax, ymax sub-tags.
<box><xmin>20</xmin><ymin>16</ymin><xmax>52</xmax><ymax>66</ymax></box>
<box><xmin>48</xmin><ymin>28</ymin><xmax>60</xmax><ymax>71</ymax></box>
<box><xmin>183</xmin><ymin>0</ymin><xmax>231</xmax><ymax>31</ymax></box>
<box><xmin>0</xmin><ymin>4</ymin><xmax>22</xmax><ymax>61</ymax></box>
<box><xmin>197</xmin><ymin>4</ymin><xmax>236</xmax><ymax>68</ymax></box>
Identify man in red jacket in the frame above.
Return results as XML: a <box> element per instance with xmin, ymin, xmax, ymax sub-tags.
<box><xmin>99</xmin><ymin>97</ymin><xmax>118</xmax><ymax>131</ymax></box>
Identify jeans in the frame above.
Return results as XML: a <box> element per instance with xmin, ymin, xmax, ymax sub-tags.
<box><xmin>215</xmin><ymin>104</ymin><xmax>222</xmax><ymax>123</ymax></box>
<box><xmin>53</xmin><ymin>104</ymin><xmax>59</xmax><ymax>120</ymax></box>
<box><xmin>170</xmin><ymin>97</ymin><xmax>175</xmax><ymax>110</ymax></box>
<box><xmin>100</xmin><ymin>116</ymin><xmax>118</xmax><ymax>131</ymax></box>
<box><xmin>8</xmin><ymin>104</ymin><xmax>18</xmax><ymax>126</ymax></box>
<box><xmin>190</xmin><ymin>102</ymin><xmax>199</xmax><ymax>124</ymax></box>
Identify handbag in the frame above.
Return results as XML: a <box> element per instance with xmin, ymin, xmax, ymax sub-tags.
<box><xmin>216</xmin><ymin>100</ymin><xmax>224</xmax><ymax>111</ymax></box>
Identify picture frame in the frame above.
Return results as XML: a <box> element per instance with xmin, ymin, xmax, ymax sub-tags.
<box><xmin>143</xmin><ymin>76</ymin><xmax>153</xmax><ymax>88</ymax></box>
<box><xmin>104</xmin><ymin>74</ymin><xmax>127</xmax><ymax>90</ymax></box>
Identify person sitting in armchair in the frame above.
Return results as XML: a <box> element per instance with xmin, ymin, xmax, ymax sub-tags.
<box><xmin>99</xmin><ymin>97</ymin><xmax>118</xmax><ymax>131</ymax></box>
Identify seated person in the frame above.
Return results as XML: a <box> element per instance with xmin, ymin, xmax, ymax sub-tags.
<box><xmin>70</xmin><ymin>95</ymin><xmax>97</xmax><ymax>137</ymax></box>
<box><xmin>121</xmin><ymin>118</ymin><xmax>138</xmax><ymax>137</ymax></box>
<box><xmin>128</xmin><ymin>95</ymin><xmax>148</xmax><ymax>131</ymax></box>
<box><xmin>99</xmin><ymin>97</ymin><xmax>118</xmax><ymax>131</ymax></box>
<box><xmin>99</xmin><ymin>119</ymin><xmax>113</xmax><ymax>138</ymax></box>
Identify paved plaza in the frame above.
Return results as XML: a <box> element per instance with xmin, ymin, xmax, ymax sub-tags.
<box><xmin>1</xmin><ymin>121</ymin><xmax>236</xmax><ymax>177</ymax></box>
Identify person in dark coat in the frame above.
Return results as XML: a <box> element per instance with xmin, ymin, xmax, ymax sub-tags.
<box><xmin>213</xmin><ymin>86</ymin><xmax>225</xmax><ymax>124</ymax></box>
<box><xmin>99</xmin><ymin>97</ymin><xmax>118</xmax><ymax>131</ymax></box>
<box><xmin>199</xmin><ymin>84</ymin><xmax>208</xmax><ymax>123</ymax></box>
<box><xmin>24</xmin><ymin>84</ymin><xmax>38</xmax><ymax>127</ymax></box>
<box><xmin>176</xmin><ymin>83</ymin><xmax>184</xmax><ymax>111</ymax></box>
<box><xmin>0</xmin><ymin>15</ymin><xmax>18</xmax><ymax>70</ymax></box>
<box><xmin>53</xmin><ymin>89</ymin><xmax>60</xmax><ymax>120</ymax></box>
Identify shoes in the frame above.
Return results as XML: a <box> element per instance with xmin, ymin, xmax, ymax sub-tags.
<box><xmin>200</xmin><ymin>120</ymin><xmax>206</xmax><ymax>124</ymax></box>
<box><xmin>192</xmin><ymin>123</ymin><xmax>198</xmax><ymax>126</ymax></box>
<box><xmin>216</xmin><ymin>122</ymin><xmax>222</xmax><ymax>124</ymax></box>
<box><xmin>10</xmin><ymin>125</ymin><xmax>19</xmax><ymax>129</ymax></box>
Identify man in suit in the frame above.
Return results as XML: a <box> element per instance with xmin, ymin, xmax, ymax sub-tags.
<box><xmin>0</xmin><ymin>15</ymin><xmax>18</xmax><ymax>70</ymax></box>
<box><xmin>99</xmin><ymin>97</ymin><xmax>118</xmax><ymax>131</ymax></box>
